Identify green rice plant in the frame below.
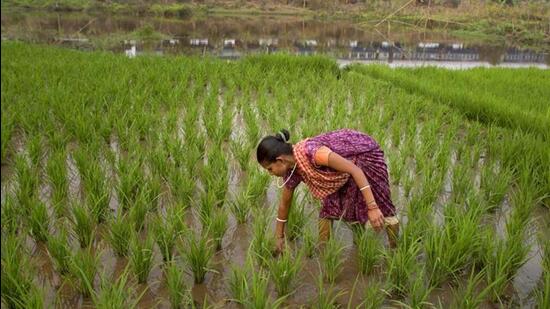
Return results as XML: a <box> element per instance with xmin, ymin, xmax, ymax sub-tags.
<box><xmin>388</xmin><ymin>151</ymin><xmax>403</xmax><ymax>185</ymax></box>
<box><xmin>1</xmin><ymin>113</ymin><xmax>13</xmax><ymax>162</ymax></box>
<box><xmin>46</xmin><ymin>227</ymin><xmax>72</xmax><ymax>275</ymax></box>
<box><xmin>1</xmin><ymin>195</ymin><xmax>21</xmax><ymax>235</ymax></box>
<box><xmin>27</xmin><ymin>199</ymin><xmax>50</xmax><ymax>243</ymax></box>
<box><xmin>243</xmin><ymin>265</ymin><xmax>286</xmax><ymax>309</ymax></box>
<box><xmin>321</xmin><ymin>230</ymin><xmax>346</xmax><ymax>284</ymax></box>
<box><xmin>116</xmin><ymin>155</ymin><xmax>145</xmax><ymax>209</ymax></box>
<box><xmin>384</xmin><ymin>227</ymin><xmax>422</xmax><ymax>297</ymax></box>
<box><xmin>250</xmin><ymin>209</ymin><xmax>275</xmax><ymax>266</ymax></box>
<box><xmin>314</xmin><ymin>270</ymin><xmax>346</xmax><ymax>308</ymax></box>
<box><xmin>105</xmin><ymin>212</ymin><xmax>132</xmax><ymax>257</ymax></box>
<box><xmin>358</xmin><ymin>281</ymin><xmax>386</xmax><ymax>309</ymax></box>
<box><xmin>71</xmin><ymin>202</ymin><xmax>95</xmax><ymax>248</ymax></box>
<box><xmin>480</xmin><ymin>161</ymin><xmax>512</xmax><ymax>211</ymax></box>
<box><xmin>129</xmin><ymin>190</ymin><xmax>150</xmax><ymax>231</ymax></box>
<box><xmin>451</xmin><ymin>162</ymin><xmax>473</xmax><ymax>203</ymax></box>
<box><xmin>180</xmin><ymin>230</ymin><xmax>214</xmax><ymax>284</ymax></box>
<box><xmin>143</xmin><ymin>175</ymin><xmax>163</xmax><ymax>211</ymax></box>
<box><xmin>230</xmin><ymin>136</ymin><xmax>251</xmax><ymax>171</ymax></box>
<box><xmin>75</xmin><ymin>149</ymin><xmax>110</xmax><ymax>223</ymax></box>
<box><xmin>536</xmin><ymin>239</ymin><xmax>549</xmax><ymax>308</ymax></box>
<box><xmin>129</xmin><ymin>231</ymin><xmax>155</xmax><ymax>284</ymax></box>
<box><xmin>229</xmin><ymin>190</ymin><xmax>252</xmax><ymax>224</ymax></box>
<box><xmin>302</xmin><ymin>225</ymin><xmax>317</xmax><ymax>258</ymax></box>
<box><xmin>1</xmin><ymin>234</ymin><xmax>34</xmax><ymax>309</ymax></box>
<box><xmin>151</xmin><ymin>214</ymin><xmax>178</xmax><ymax>262</ymax></box>
<box><xmin>246</xmin><ymin>165</ymin><xmax>271</xmax><ymax>205</ymax></box>
<box><xmin>15</xmin><ymin>155</ymin><xmax>39</xmax><ymax>209</ymax></box>
<box><xmin>69</xmin><ymin>246</ymin><xmax>98</xmax><ymax>297</ymax></box>
<box><xmin>392</xmin><ymin>266</ymin><xmax>434</xmax><ymax>309</ymax></box>
<box><xmin>164</xmin><ymin>261</ymin><xmax>193</xmax><ymax>309</ymax></box>
<box><xmin>46</xmin><ymin>149</ymin><xmax>69</xmax><ymax>217</ymax></box>
<box><xmin>18</xmin><ymin>284</ymin><xmax>45</xmax><ymax>309</ymax></box>
<box><xmin>168</xmin><ymin>167</ymin><xmax>194</xmax><ymax>207</ymax></box>
<box><xmin>205</xmin><ymin>207</ymin><xmax>228</xmax><ymax>251</ymax></box>
<box><xmin>268</xmin><ymin>246</ymin><xmax>303</xmax><ymax>296</ymax></box>
<box><xmin>354</xmin><ymin>226</ymin><xmax>384</xmax><ymax>275</ymax></box>
<box><xmin>286</xmin><ymin>195</ymin><xmax>307</xmax><ymax>241</ymax></box>
<box><xmin>228</xmin><ymin>262</ymin><xmax>248</xmax><ymax>305</ymax></box>
<box><xmin>450</xmin><ymin>266</ymin><xmax>496</xmax><ymax>309</ymax></box>
<box><xmin>93</xmin><ymin>268</ymin><xmax>143</xmax><ymax>309</ymax></box>
<box><xmin>27</xmin><ymin>134</ymin><xmax>42</xmax><ymax>169</ymax></box>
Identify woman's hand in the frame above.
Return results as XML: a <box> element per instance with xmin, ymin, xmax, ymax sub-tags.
<box><xmin>275</xmin><ymin>236</ymin><xmax>285</xmax><ymax>255</ymax></box>
<box><xmin>367</xmin><ymin>206</ymin><xmax>384</xmax><ymax>231</ymax></box>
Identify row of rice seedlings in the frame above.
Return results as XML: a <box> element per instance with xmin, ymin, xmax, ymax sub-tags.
<box><xmin>321</xmin><ymin>230</ymin><xmax>346</xmax><ymax>284</ymax></box>
<box><xmin>165</xmin><ymin>261</ymin><xmax>193</xmax><ymax>309</ymax></box>
<box><xmin>180</xmin><ymin>230</ymin><xmax>214</xmax><ymax>284</ymax></box>
<box><xmin>1</xmin><ymin>195</ymin><xmax>21</xmax><ymax>235</ymax></box>
<box><xmin>250</xmin><ymin>209</ymin><xmax>275</xmax><ymax>267</ymax></box>
<box><xmin>353</xmin><ymin>226</ymin><xmax>384</xmax><ymax>275</ymax></box>
<box><xmin>15</xmin><ymin>154</ymin><xmax>39</xmax><ymax>208</ymax></box>
<box><xmin>1</xmin><ymin>234</ymin><xmax>35</xmax><ymax>308</ymax></box>
<box><xmin>480</xmin><ymin>160</ymin><xmax>512</xmax><ymax>212</ymax></box>
<box><xmin>129</xmin><ymin>231</ymin><xmax>155</xmax><ymax>284</ymax></box>
<box><xmin>26</xmin><ymin>134</ymin><xmax>43</xmax><ymax>170</ymax></box>
<box><xmin>424</xmin><ymin>197</ymin><xmax>485</xmax><ymax>287</ymax></box>
<box><xmin>105</xmin><ymin>212</ymin><xmax>132</xmax><ymax>257</ymax></box>
<box><xmin>286</xmin><ymin>195</ymin><xmax>307</xmax><ymax>241</ymax></box>
<box><xmin>46</xmin><ymin>226</ymin><xmax>72</xmax><ymax>275</ymax></box>
<box><xmin>205</xmin><ymin>207</ymin><xmax>228</xmax><ymax>251</ymax></box>
<box><xmin>229</xmin><ymin>190</ymin><xmax>252</xmax><ymax>224</ymax></box>
<box><xmin>384</xmin><ymin>225</ymin><xmax>422</xmax><ymax>297</ymax></box>
<box><xmin>450</xmin><ymin>161</ymin><xmax>474</xmax><ymax>204</ymax></box>
<box><xmin>46</xmin><ymin>149</ymin><xmax>69</xmax><ymax>217</ymax></box>
<box><xmin>71</xmin><ymin>202</ymin><xmax>96</xmax><ymax>248</ymax></box>
<box><xmin>27</xmin><ymin>198</ymin><xmax>50</xmax><ymax>243</ymax></box>
<box><xmin>450</xmin><ymin>266</ymin><xmax>496</xmax><ymax>309</ymax></box>
<box><xmin>268</xmin><ymin>246</ymin><xmax>303</xmax><ymax>297</ymax></box>
<box><xmin>68</xmin><ymin>246</ymin><xmax>99</xmax><ymax>297</ymax></box>
<box><xmin>93</xmin><ymin>268</ymin><xmax>143</xmax><ymax>309</ymax></box>
<box><xmin>74</xmin><ymin>147</ymin><xmax>110</xmax><ymax>223</ymax></box>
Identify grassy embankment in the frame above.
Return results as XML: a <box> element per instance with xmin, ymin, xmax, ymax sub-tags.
<box><xmin>1</xmin><ymin>41</ymin><xmax>549</xmax><ymax>307</ymax></box>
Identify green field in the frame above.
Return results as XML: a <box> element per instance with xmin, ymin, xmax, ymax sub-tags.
<box><xmin>1</xmin><ymin>42</ymin><xmax>549</xmax><ymax>308</ymax></box>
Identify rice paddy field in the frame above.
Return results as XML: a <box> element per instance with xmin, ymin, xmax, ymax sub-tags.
<box><xmin>1</xmin><ymin>41</ymin><xmax>549</xmax><ymax>308</ymax></box>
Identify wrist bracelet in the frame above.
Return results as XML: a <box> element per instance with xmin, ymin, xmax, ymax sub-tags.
<box><xmin>276</xmin><ymin>217</ymin><xmax>287</xmax><ymax>223</ymax></box>
<box><xmin>359</xmin><ymin>185</ymin><xmax>371</xmax><ymax>191</ymax></box>
<box><xmin>367</xmin><ymin>204</ymin><xmax>379</xmax><ymax>210</ymax></box>
<box><xmin>367</xmin><ymin>199</ymin><xmax>376</xmax><ymax>205</ymax></box>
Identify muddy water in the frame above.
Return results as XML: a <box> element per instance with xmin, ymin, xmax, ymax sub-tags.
<box><xmin>1</xmin><ymin>10</ymin><xmax>548</xmax><ymax>68</ymax></box>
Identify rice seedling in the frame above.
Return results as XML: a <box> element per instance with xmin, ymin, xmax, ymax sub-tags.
<box><xmin>358</xmin><ymin>281</ymin><xmax>386</xmax><ymax>309</ymax></box>
<box><xmin>46</xmin><ymin>149</ymin><xmax>69</xmax><ymax>216</ymax></box>
<box><xmin>450</xmin><ymin>266</ymin><xmax>496</xmax><ymax>309</ymax></box>
<box><xmin>15</xmin><ymin>154</ymin><xmax>39</xmax><ymax>208</ymax></box>
<box><xmin>151</xmin><ymin>214</ymin><xmax>178</xmax><ymax>262</ymax></box>
<box><xmin>392</xmin><ymin>266</ymin><xmax>434</xmax><ymax>309</ymax></box>
<box><xmin>93</xmin><ymin>268</ymin><xmax>143</xmax><ymax>309</ymax></box>
<box><xmin>230</xmin><ymin>136</ymin><xmax>252</xmax><ymax>171</ymax></box>
<box><xmin>164</xmin><ymin>261</ymin><xmax>193</xmax><ymax>309</ymax></box>
<box><xmin>229</xmin><ymin>190</ymin><xmax>252</xmax><ymax>224</ymax></box>
<box><xmin>384</xmin><ymin>227</ymin><xmax>422</xmax><ymax>297</ymax></box>
<box><xmin>535</xmin><ymin>239</ymin><xmax>549</xmax><ymax>308</ymax></box>
<box><xmin>27</xmin><ymin>199</ymin><xmax>50</xmax><ymax>243</ymax></box>
<box><xmin>250</xmin><ymin>209</ymin><xmax>275</xmax><ymax>266</ymax></box>
<box><xmin>129</xmin><ymin>231</ymin><xmax>155</xmax><ymax>284</ymax></box>
<box><xmin>286</xmin><ymin>195</ymin><xmax>307</xmax><ymax>241</ymax></box>
<box><xmin>205</xmin><ymin>207</ymin><xmax>228</xmax><ymax>251</ymax></box>
<box><xmin>180</xmin><ymin>230</ymin><xmax>214</xmax><ymax>284</ymax></box>
<box><xmin>321</xmin><ymin>230</ymin><xmax>346</xmax><ymax>284</ymax></box>
<box><xmin>228</xmin><ymin>262</ymin><xmax>248</xmax><ymax>305</ymax></box>
<box><xmin>116</xmin><ymin>155</ymin><xmax>145</xmax><ymax>209</ymax></box>
<box><xmin>168</xmin><ymin>167</ymin><xmax>195</xmax><ymax>207</ymax></box>
<box><xmin>480</xmin><ymin>161</ymin><xmax>512</xmax><ymax>211</ymax></box>
<box><xmin>314</xmin><ymin>270</ymin><xmax>346</xmax><ymax>309</ymax></box>
<box><xmin>268</xmin><ymin>245</ymin><xmax>303</xmax><ymax>296</ymax></box>
<box><xmin>69</xmin><ymin>246</ymin><xmax>98</xmax><ymax>297</ymax></box>
<box><xmin>129</xmin><ymin>190</ymin><xmax>150</xmax><ymax>231</ymax></box>
<box><xmin>354</xmin><ymin>226</ymin><xmax>384</xmax><ymax>275</ymax></box>
<box><xmin>1</xmin><ymin>195</ymin><xmax>21</xmax><ymax>235</ymax></box>
<box><xmin>46</xmin><ymin>227</ymin><xmax>72</xmax><ymax>275</ymax></box>
<box><xmin>244</xmin><ymin>265</ymin><xmax>286</xmax><ymax>309</ymax></box>
<box><xmin>27</xmin><ymin>134</ymin><xmax>42</xmax><ymax>169</ymax></box>
<box><xmin>105</xmin><ymin>212</ymin><xmax>132</xmax><ymax>257</ymax></box>
<box><xmin>71</xmin><ymin>202</ymin><xmax>95</xmax><ymax>248</ymax></box>
<box><xmin>1</xmin><ymin>234</ymin><xmax>34</xmax><ymax>308</ymax></box>
<box><xmin>302</xmin><ymin>225</ymin><xmax>317</xmax><ymax>258</ymax></box>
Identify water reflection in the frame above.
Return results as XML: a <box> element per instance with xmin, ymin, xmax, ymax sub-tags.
<box><xmin>2</xmin><ymin>11</ymin><xmax>548</xmax><ymax>68</ymax></box>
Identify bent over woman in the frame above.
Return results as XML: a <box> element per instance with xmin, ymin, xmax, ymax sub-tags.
<box><xmin>256</xmin><ymin>128</ymin><xmax>399</xmax><ymax>252</ymax></box>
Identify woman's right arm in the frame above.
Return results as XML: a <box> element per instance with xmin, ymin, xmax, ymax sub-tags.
<box><xmin>275</xmin><ymin>185</ymin><xmax>295</xmax><ymax>239</ymax></box>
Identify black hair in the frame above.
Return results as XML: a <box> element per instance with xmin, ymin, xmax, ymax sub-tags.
<box><xmin>256</xmin><ymin>129</ymin><xmax>293</xmax><ymax>164</ymax></box>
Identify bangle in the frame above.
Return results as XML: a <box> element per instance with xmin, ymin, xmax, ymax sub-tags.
<box><xmin>367</xmin><ymin>199</ymin><xmax>376</xmax><ymax>205</ymax></box>
<box><xmin>359</xmin><ymin>185</ymin><xmax>371</xmax><ymax>191</ymax></box>
<box><xmin>276</xmin><ymin>217</ymin><xmax>287</xmax><ymax>223</ymax></box>
<box><xmin>367</xmin><ymin>204</ymin><xmax>379</xmax><ymax>210</ymax></box>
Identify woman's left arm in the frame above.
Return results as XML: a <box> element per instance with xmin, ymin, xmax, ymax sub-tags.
<box><xmin>316</xmin><ymin>146</ymin><xmax>385</xmax><ymax>230</ymax></box>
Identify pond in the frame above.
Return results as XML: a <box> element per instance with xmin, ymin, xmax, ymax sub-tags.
<box><xmin>2</xmin><ymin>10</ymin><xmax>549</xmax><ymax>68</ymax></box>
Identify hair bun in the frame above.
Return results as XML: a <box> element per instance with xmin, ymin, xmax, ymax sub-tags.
<box><xmin>276</xmin><ymin>129</ymin><xmax>290</xmax><ymax>143</ymax></box>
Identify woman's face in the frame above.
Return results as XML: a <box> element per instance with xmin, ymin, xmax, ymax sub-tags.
<box><xmin>261</xmin><ymin>158</ymin><xmax>288</xmax><ymax>177</ymax></box>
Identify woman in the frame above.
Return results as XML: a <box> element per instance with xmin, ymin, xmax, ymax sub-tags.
<box><xmin>256</xmin><ymin>128</ymin><xmax>399</xmax><ymax>252</ymax></box>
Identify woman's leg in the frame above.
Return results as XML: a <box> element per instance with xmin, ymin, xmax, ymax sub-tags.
<box><xmin>318</xmin><ymin>218</ymin><xmax>332</xmax><ymax>243</ymax></box>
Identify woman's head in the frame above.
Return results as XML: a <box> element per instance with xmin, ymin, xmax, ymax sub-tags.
<box><xmin>256</xmin><ymin>129</ymin><xmax>293</xmax><ymax>177</ymax></box>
